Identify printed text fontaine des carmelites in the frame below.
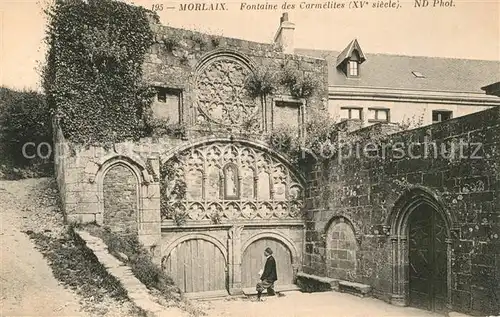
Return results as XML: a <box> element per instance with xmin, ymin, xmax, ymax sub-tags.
<box><xmin>178</xmin><ymin>1</ymin><xmax>351</xmax><ymax>11</ymax></box>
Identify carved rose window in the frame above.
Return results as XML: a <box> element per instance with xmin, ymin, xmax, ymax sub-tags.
<box><xmin>195</xmin><ymin>58</ymin><xmax>259</xmax><ymax>126</ymax></box>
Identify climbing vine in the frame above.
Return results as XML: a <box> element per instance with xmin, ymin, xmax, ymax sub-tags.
<box><xmin>267</xmin><ymin>107</ymin><xmax>341</xmax><ymax>168</ymax></box>
<box><xmin>143</xmin><ymin>109</ymin><xmax>187</xmax><ymax>139</ymax></box>
<box><xmin>160</xmin><ymin>157</ymin><xmax>188</xmax><ymax>225</ymax></box>
<box><xmin>244</xmin><ymin>66</ymin><xmax>278</xmax><ymax>99</ymax></box>
<box><xmin>280</xmin><ymin>63</ymin><xmax>318</xmax><ymax>99</ymax></box>
<box><xmin>43</xmin><ymin>0</ymin><xmax>158</xmax><ymax>146</ymax></box>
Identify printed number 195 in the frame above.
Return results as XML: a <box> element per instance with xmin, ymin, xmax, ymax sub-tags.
<box><xmin>152</xmin><ymin>4</ymin><xmax>163</xmax><ymax>11</ymax></box>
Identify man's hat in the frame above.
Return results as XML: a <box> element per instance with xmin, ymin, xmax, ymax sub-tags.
<box><xmin>265</xmin><ymin>247</ymin><xmax>273</xmax><ymax>254</ymax></box>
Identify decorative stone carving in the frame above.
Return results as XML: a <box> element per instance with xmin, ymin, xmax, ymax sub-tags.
<box><xmin>161</xmin><ymin>142</ymin><xmax>304</xmax><ymax>221</ymax></box>
<box><xmin>228</xmin><ymin>225</ymin><xmax>244</xmax><ymax>240</ymax></box>
<box><xmin>224</xmin><ymin>163</ymin><xmax>239</xmax><ymax>199</ymax></box>
<box><xmin>195</xmin><ymin>58</ymin><xmax>261</xmax><ymax>129</ymax></box>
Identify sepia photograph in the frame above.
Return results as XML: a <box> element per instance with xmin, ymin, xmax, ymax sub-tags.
<box><xmin>0</xmin><ymin>0</ymin><xmax>499</xmax><ymax>316</ymax></box>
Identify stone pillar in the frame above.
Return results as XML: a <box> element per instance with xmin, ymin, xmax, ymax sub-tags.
<box><xmin>202</xmin><ymin>172</ymin><xmax>208</xmax><ymax>200</ymax></box>
<box><xmin>446</xmin><ymin>238</ymin><xmax>453</xmax><ymax>310</ymax></box>
<box><xmin>391</xmin><ymin>236</ymin><xmax>404</xmax><ymax>306</ymax></box>
<box><xmin>400</xmin><ymin>237</ymin><xmax>409</xmax><ymax>305</ymax></box>
<box><xmin>390</xmin><ymin>235</ymin><xmax>405</xmax><ymax>306</ymax></box>
<box><xmin>138</xmin><ymin>157</ymin><xmax>162</xmax><ymax>266</ymax></box>
<box><xmin>228</xmin><ymin>225</ymin><xmax>244</xmax><ymax>295</ymax></box>
<box><xmin>292</xmin><ymin>255</ymin><xmax>300</xmax><ymax>283</ymax></box>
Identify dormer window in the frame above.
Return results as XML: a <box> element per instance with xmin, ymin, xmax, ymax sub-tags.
<box><xmin>336</xmin><ymin>39</ymin><xmax>366</xmax><ymax>78</ymax></box>
<box><xmin>349</xmin><ymin>60</ymin><xmax>359</xmax><ymax>77</ymax></box>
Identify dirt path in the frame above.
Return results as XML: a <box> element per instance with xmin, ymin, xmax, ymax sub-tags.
<box><xmin>0</xmin><ymin>178</ymin><xmax>145</xmax><ymax>317</ymax></box>
<box><xmin>0</xmin><ymin>178</ymin><xmax>84</xmax><ymax>316</ymax></box>
<box><xmin>199</xmin><ymin>291</ymin><xmax>445</xmax><ymax>317</ymax></box>
<box><xmin>0</xmin><ymin>214</ymin><xmax>84</xmax><ymax>316</ymax></box>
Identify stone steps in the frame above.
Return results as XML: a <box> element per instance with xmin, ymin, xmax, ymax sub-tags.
<box><xmin>296</xmin><ymin>272</ymin><xmax>339</xmax><ymax>291</ymax></box>
<box><xmin>338</xmin><ymin>280</ymin><xmax>372</xmax><ymax>298</ymax></box>
<box><xmin>296</xmin><ymin>272</ymin><xmax>372</xmax><ymax>298</ymax></box>
<box><xmin>242</xmin><ymin>284</ymin><xmax>301</xmax><ymax>296</ymax></box>
<box><xmin>75</xmin><ymin>229</ymin><xmax>188</xmax><ymax>317</ymax></box>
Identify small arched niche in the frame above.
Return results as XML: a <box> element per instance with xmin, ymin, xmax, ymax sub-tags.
<box><xmin>325</xmin><ymin>216</ymin><xmax>358</xmax><ymax>280</ymax></box>
<box><xmin>102</xmin><ymin>163</ymin><xmax>140</xmax><ymax>234</ymax></box>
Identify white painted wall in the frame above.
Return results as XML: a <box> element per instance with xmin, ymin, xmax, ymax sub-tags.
<box><xmin>328</xmin><ymin>99</ymin><xmax>495</xmax><ymax>129</ymax></box>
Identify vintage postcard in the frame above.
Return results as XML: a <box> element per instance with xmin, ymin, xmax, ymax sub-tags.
<box><xmin>0</xmin><ymin>0</ymin><xmax>499</xmax><ymax>316</ymax></box>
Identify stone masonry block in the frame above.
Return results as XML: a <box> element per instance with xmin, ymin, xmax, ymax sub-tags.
<box><xmin>84</xmin><ymin>162</ymin><xmax>100</xmax><ymax>180</ymax></box>
<box><xmin>141</xmin><ymin>209</ymin><xmax>161</xmax><ymax>223</ymax></box>
<box><xmin>80</xmin><ymin>191</ymin><xmax>100</xmax><ymax>203</ymax></box>
<box><xmin>141</xmin><ymin>197</ymin><xmax>160</xmax><ymax>211</ymax></box>
<box><xmin>67</xmin><ymin>213</ymin><xmax>96</xmax><ymax>224</ymax></box>
<box><xmin>138</xmin><ymin>222</ymin><xmax>161</xmax><ymax>235</ymax></box>
<box><xmin>65</xmin><ymin>191</ymin><xmax>82</xmax><ymax>205</ymax></box>
<box><xmin>78</xmin><ymin>202</ymin><xmax>100</xmax><ymax>214</ymax></box>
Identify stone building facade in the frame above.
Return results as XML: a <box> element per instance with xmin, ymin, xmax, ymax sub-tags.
<box><xmin>54</xmin><ymin>14</ymin><xmax>328</xmax><ymax>297</ymax></box>
<box><xmin>304</xmin><ymin>107</ymin><xmax>500</xmax><ymax>315</ymax></box>
<box><xmin>53</xmin><ymin>13</ymin><xmax>499</xmax><ymax>316</ymax></box>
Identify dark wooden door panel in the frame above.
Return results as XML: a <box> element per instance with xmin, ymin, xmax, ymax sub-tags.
<box><xmin>408</xmin><ymin>205</ymin><xmax>447</xmax><ymax>313</ymax></box>
<box><xmin>164</xmin><ymin>239</ymin><xmax>227</xmax><ymax>294</ymax></box>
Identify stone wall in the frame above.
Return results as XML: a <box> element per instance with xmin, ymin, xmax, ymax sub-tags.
<box><xmin>102</xmin><ymin>163</ymin><xmax>139</xmax><ymax>234</ymax></box>
<box><xmin>144</xmin><ymin>23</ymin><xmax>328</xmax><ymax>137</ymax></box>
<box><xmin>52</xmin><ymin>20</ymin><xmax>329</xmax><ymax>248</ymax></box>
<box><xmin>304</xmin><ymin>106</ymin><xmax>500</xmax><ymax>315</ymax></box>
<box><xmin>325</xmin><ymin>218</ymin><xmax>358</xmax><ymax>280</ymax></box>
<box><xmin>52</xmin><ymin>123</ymin><xmax>182</xmax><ymax>248</ymax></box>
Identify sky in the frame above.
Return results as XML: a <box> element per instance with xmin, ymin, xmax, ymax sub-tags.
<box><xmin>0</xmin><ymin>0</ymin><xmax>498</xmax><ymax>91</ymax></box>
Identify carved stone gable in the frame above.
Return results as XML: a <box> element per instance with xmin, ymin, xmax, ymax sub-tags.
<box><xmin>162</xmin><ymin>142</ymin><xmax>304</xmax><ymax>221</ymax></box>
<box><xmin>195</xmin><ymin>57</ymin><xmax>260</xmax><ymax>128</ymax></box>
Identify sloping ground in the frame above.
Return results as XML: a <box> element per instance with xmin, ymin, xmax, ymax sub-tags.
<box><xmin>0</xmin><ymin>178</ymin><xmax>83</xmax><ymax>316</ymax></box>
<box><xmin>0</xmin><ymin>178</ymin><xmax>142</xmax><ymax>316</ymax></box>
<box><xmin>0</xmin><ymin>216</ymin><xmax>83</xmax><ymax>316</ymax></box>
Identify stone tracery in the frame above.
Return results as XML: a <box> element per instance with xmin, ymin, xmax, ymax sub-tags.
<box><xmin>162</xmin><ymin>143</ymin><xmax>304</xmax><ymax>221</ymax></box>
<box><xmin>195</xmin><ymin>57</ymin><xmax>261</xmax><ymax>129</ymax></box>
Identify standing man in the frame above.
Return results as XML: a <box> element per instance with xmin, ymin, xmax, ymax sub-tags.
<box><xmin>256</xmin><ymin>247</ymin><xmax>277</xmax><ymax>301</ymax></box>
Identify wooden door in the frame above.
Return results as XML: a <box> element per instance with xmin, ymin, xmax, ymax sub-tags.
<box><xmin>163</xmin><ymin>239</ymin><xmax>227</xmax><ymax>295</ymax></box>
<box><xmin>408</xmin><ymin>206</ymin><xmax>447</xmax><ymax>313</ymax></box>
<box><xmin>241</xmin><ymin>238</ymin><xmax>294</xmax><ymax>288</ymax></box>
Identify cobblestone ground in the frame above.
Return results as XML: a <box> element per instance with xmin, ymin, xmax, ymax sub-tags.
<box><xmin>198</xmin><ymin>291</ymin><xmax>445</xmax><ymax>317</ymax></box>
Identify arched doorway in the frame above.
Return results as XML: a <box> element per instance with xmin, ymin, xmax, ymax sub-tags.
<box><xmin>408</xmin><ymin>203</ymin><xmax>447</xmax><ymax>312</ymax></box>
<box><xmin>102</xmin><ymin>163</ymin><xmax>139</xmax><ymax>234</ymax></box>
<box><xmin>163</xmin><ymin>238</ymin><xmax>228</xmax><ymax>296</ymax></box>
<box><xmin>389</xmin><ymin>187</ymin><xmax>452</xmax><ymax>314</ymax></box>
<box><xmin>241</xmin><ymin>238</ymin><xmax>294</xmax><ymax>289</ymax></box>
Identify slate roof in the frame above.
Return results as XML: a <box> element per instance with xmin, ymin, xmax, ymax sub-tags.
<box><xmin>335</xmin><ymin>39</ymin><xmax>366</xmax><ymax>67</ymax></box>
<box><xmin>295</xmin><ymin>48</ymin><xmax>500</xmax><ymax>94</ymax></box>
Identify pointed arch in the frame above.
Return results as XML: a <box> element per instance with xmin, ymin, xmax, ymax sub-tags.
<box><xmin>159</xmin><ymin>137</ymin><xmax>306</xmax><ymax>185</ymax></box>
<box><xmin>387</xmin><ymin>185</ymin><xmax>455</xmax><ymax>237</ymax></box>
<box><xmin>387</xmin><ymin>186</ymin><xmax>453</xmax><ymax>309</ymax></box>
<box><xmin>97</xmin><ymin>157</ymin><xmax>143</xmax><ymax>232</ymax></box>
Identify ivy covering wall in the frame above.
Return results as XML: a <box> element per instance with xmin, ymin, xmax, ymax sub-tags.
<box><xmin>43</xmin><ymin>0</ymin><xmax>158</xmax><ymax>145</ymax></box>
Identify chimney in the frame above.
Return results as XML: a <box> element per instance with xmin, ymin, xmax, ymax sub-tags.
<box><xmin>273</xmin><ymin>13</ymin><xmax>295</xmax><ymax>54</ymax></box>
